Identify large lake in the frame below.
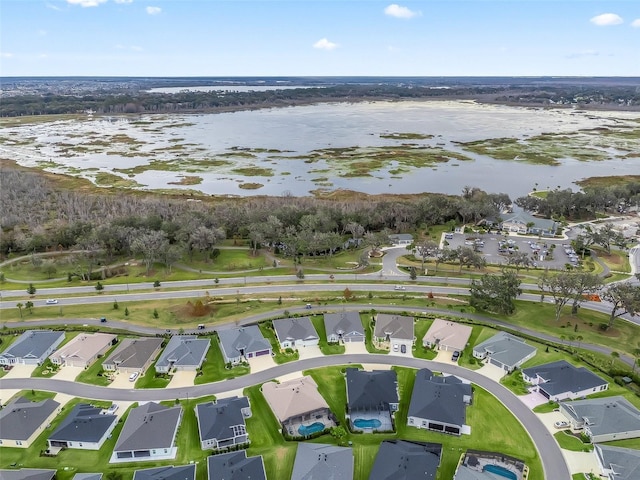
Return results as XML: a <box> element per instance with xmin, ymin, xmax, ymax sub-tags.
<box><xmin>1</xmin><ymin>100</ymin><xmax>638</xmax><ymax>198</ymax></box>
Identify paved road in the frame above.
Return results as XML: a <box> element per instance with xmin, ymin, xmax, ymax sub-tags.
<box><xmin>0</xmin><ymin>353</ymin><xmax>568</xmax><ymax>480</ymax></box>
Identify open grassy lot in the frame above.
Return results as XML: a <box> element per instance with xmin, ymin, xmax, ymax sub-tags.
<box><xmin>310</xmin><ymin>315</ymin><xmax>345</xmax><ymax>355</ymax></box>
<box><xmin>194</xmin><ymin>335</ymin><xmax>250</xmax><ymax>385</ymax></box>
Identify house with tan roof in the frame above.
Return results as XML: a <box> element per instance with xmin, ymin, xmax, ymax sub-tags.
<box><xmin>261</xmin><ymin>375</ymin><xmax>335</xmax><ymax>438</ymax></box>
<box><xmin>373</xmin><ymin>313</ymin><xmax>414</xmax><ymax>351</ymax></box>
<box><xmin>50</xmin><ymin>333</ymin><xmax>117</xmax><ymax>368</ymax></box>
<box><xmin>102</xmin><ymin>337</ymin><xmax>163</xmax><ymax>375</ymax></box>
<box><xmin>423</xmin><ymin>319</ymin><xmax>472</xmax><ymax>353</ymax></box>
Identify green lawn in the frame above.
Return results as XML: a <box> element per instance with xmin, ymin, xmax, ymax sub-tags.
<box><xmin>554</xmin><ymin>431</ymin><xmax>593</xmax><ymax>452</ymax></box>
<box><xmin>412</xmin><ymin>318</ymin><xmax>438</xmax><ymax>360</ymax></box>
<box><xmin>75</xmin><ymin>339</ymin><xmax>124</xmax><ymax>386</ymax></box>
<box><xmin>361</xmin><ymin>313</ymin><xmax>388</xmax><ymax>354</ymax></box>
<box><xmin>194</xmin><ymin>335</ymin><xmax>250</xmax><ymax>385</ymax></box>
<box><xmin>135</xmin><ymin>360</ymin><xmax>171</xmax><ymax>389</ymax></box>
<box><xmin>310</xmin><ymin>315</ymin><xmax>345</xmax><ymax>355</ymax></box>
<box><xmin>258</xmin><ymin>321</ymin><xmax>299</xmax><ymax>364</ymax></box>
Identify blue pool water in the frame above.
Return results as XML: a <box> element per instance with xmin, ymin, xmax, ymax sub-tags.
<box><xmin>353</xmin><ymin>418</ymin><xmax>382</xmax><ymax>429</ymax></box>
<box><xmin>298</xmin><ymin>422</ymin><xmax>324</xmax><ymax>436</ymax></box>
<box><xmin>483</xmin><ymin>464</ymin><xmax>517</xmax><ymax>480</ymax></box>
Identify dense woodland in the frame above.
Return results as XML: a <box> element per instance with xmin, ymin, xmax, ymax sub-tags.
<box><xmin>2</xmin><ymin>82</ymin><xmax>640</xmax><ymax>117</ymax></box>
<box><xmin>2</xmin><ymin>164</ymin><xmax>639</xmax><ymax>264</ymax></box>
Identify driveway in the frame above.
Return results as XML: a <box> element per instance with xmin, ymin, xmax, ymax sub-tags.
<box><xmin>248</xmin><ymin>355</ymin><xmax>277</xmax><ymax>373</ymax></box>
<box><xmin>297</xmin><ymin>344</ymin><xmax>323</xmax><ymax>360</ymax></box>
<box><xmin>520</xmin><ymin>391</ymin><xmax>548</xmax><ymax>409</ymax></box>
<box><xmin>51</xmin><ymin>366</ymin><xmax>83</xmax><ymax>382</ymax></box>
<box><xmin>344</xmin><ymin>342</ymin><xmax>368</xmax><ymax>354</ymax></box>
<box><xmin>2</xmin><ymin>364</ymin><xmax>37</xmax><ymax>379</ymax></box>
<box><xmin>108</xmin><ymin>371</ymin><xmax>135</xmax><ymax>388</ymax></box>
<box><xmin>562</xmin><ymin>450</ymin><xmax>600</xmax><ymax>477</ymax></box>
<box><xmin>167</xmin><ymin>371</ymin><xmax>197</xmax><ymax>388</ymax></box>
<box><xmin>476</xmin><ymin>363</ymin><xmax>507</xmax><ymax>382</ymax></box>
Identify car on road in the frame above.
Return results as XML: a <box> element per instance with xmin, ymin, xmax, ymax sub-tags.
<box><xmin>400</xmin><ymin>344</ymin><xmax>407</xmax><ymax>354</ymax></box>
<box><xmin>45</xmin><ymin>299</ymin><xmax>58</xmax><ymax>305</ymax></box>
<box><xmin>393</xmin><ymin>344</ymin><xmax>399</xmax><ymax>352</ymax></box>
<box><xmin>394</xmin><ymin>285</ymin><xmax>406</xmax><ymax>290</ymax></box>
<box><xmin>197</xmin><ymin>324</ymin><xmax>205</xmax><ymax>329</ymax></box>
<box><xmin>451</xmin><ymin>351</ymin><xmax>460</xmax><ymax>362</ymax></box>
<box><xmin>100</xmin><ymin>317</ymin><xmax>107</xmax><ymax>323</ymax></box>
<box><xmin>305</xmin><ymin>303</ymin><xmax>312</xmax><ymax>309</ymax></box>
<box><xmin>129</xmin><ymin>372</ymin><xmax>139</xmax><ymax>382</ymax></box>
<box><xmin>554</xmin><ymin>421</ymin><xmax>569</xmax><ymax>429</ymax></box>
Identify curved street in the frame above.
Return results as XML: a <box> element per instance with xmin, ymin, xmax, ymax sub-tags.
<box><xmin>0</xmin><ymin>353</ymin><xmax>568</xmax><ymax>480</ymax></box>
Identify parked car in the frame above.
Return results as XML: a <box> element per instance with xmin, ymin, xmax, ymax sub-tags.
<box><xmin>197</xmin><ymin>324</ymin><xmax>205</xmax><ymax>329</ymax></box>
<box><xmin>393</xmin><ymin>344</ymin><xmax>399</xmax><ymax>352</ymax></box>
<box><xmin>394</xmin><ymin>285</ymin><xmax>406</xmax><ymax>290</ymax></box>
<box><xmin>45</xmin><ymin>299</ymin><xmax>58</xmax><ymax>305</ymax></box>
<box><xmin>129</xmin><ymin>372</ymin><xmax>139</xmax><ymax>382</ymax></box>
<box><xmin>400</xmin><ymin>344</ymin><xmax>407</xmax><ymax>354</ymax></box>
<box><xmin>445</xmin><ymin>233</ymin><xmax>454</xmax><ymax>240</ymax></box>
<box><xmin>451</xmin><ymin>351</ymin><xmax>460</xmax><ymax>362</ymax></box>
<box><xmin>106</xmin><ymin>404</ymin><xmax>119</xmax><ymax>414</ymax></box>
<box><xmin>554</xmin><ymin>421</ymin><xmax>569</xmax><ymax>429</ymax></box>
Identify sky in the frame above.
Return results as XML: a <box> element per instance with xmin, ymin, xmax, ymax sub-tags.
<box><xmin>1</xmin><ymin>0</ymin><xmax>639</xmax><ymax>77</ymax></box>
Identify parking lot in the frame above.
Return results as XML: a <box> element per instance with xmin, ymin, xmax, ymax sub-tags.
<box><xmin>442</xmin><ymin>232</ymin><xmax>581</xmax><ymax>271</ymax></box>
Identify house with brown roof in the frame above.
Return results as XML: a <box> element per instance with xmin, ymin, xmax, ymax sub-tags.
<box><xmin>102</xmin><ymin>337</ymin><xmax>163</xmax><ymax>375</ymax></box>
<box><xmin>50</xmin><ymin>333</ymin><xmax>116</xmax><ymax>368</ymax></box>
<box><xmin>423</xmin><ymin>319</ymin><xmax>472</xmax><ymax>353</ymax></box>
<box><xmin>261</xmin><ymin>376</ymin><xmax>335</xmax><ymax>438</ymax></box>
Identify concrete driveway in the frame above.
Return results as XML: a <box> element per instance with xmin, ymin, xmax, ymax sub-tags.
<box><xmin>562</xmin><ymin>450</ymin><xmax>600</xmax><ymax>477</ymax></box>
<box><xmin>344</xmin><ymin>342</ymin><xmax>368</xmax><ymax>354</ymax></box>
<box><xmin>2</xmin><ymin>364</ymin><xmax>36</xmax><ymax>379</ymax></box>
<box><xmin>108</xmin><ymin>371</ymin><xmax>135</xmax><ymax>388</ymax></box>
<box><xmin>476</xmin><ymin>363</ymin><xmax>507</xmax><ymax>382</ymax></box>
<box><xmin>297</xmin><ymin>344</ymin><xmax>323</xmax><ymax>360</ymax></box>
<box><xmin>520</xmin><ymin>391</ymin><xmax>548</xmax><ymax>409</ymax></box>
<box><xmin>51</xmin><ymin>366</ymin><xmax>83</xmax><ymax>382</ymax></box>
<box><xmin>248</xmin><ymin>355</ymin><xmax>277</xmax><ymax>373</ymax></box>
<box><xmin>167</xmin><ymin>371</ymin><xmax>196</xmax><ymax>388</ymax></box>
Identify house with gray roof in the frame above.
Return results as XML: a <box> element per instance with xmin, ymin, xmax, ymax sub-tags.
<box><xmin>453</xmin><ymin>450</ymin><xmax>526</xmax><ymax>480</ymax></box>
<box><xmin>217</xmin><ymin>326</ymin><xmax>271</xmax><ymax>365</ymax></box>
<box><xmin>346</xmin><ymin>368</ymin><xmax>398</xmax><ymax>432</ymax></box>
<box><xmin>0</xmin><ymin>470</ymin><xmax>56</xmax><ymax>480</ymax></box>
<box><xmin>324</xmin><ymin>312</ymin><xmax>365</xmax><ymax>343</ymax></box>
<box><xmin>133</xmin><ymin>465</ymin><xmax>195</xmax><ymax>480</ymax></box>
<box><xmin>102</xmin><ymin>337</ymin><xmax>163</xmax><ymax>375</ymax></box>
<box><xmin>48</xmin><ymin>403</ymin><xmax>117</xmax><ymax>450</ymax></box>
<box><xmin>369</xmin><ymin>440</ymin><xmax>441</xmax><ymax>480</ymax></box>
<box><xmin>291</xmin><ymin>443</ymin><xmax>354</xmax><ymax>480</ymax></box>
<box><xmin>0</xmin><ymin>330</ymin><xmax>65</xmax><ymax>366</ymax></box>
<box><xmin>273</xmin><ymin>317</ymin><xmax>319</xmax><ymax>349</ymax></box>
<box><xmin>389</xmin><ymin>234</ymin><xmax>414</xmax><ymax>245</ymax></box>
<box><xmin>407</xmin><ymin>368</ymin><xmax>473</xmax><ymax>436</ymax></box>
<box><xmin>0</xmin><ymin>396</ymin><xmax>61</xmax><ymax>448</ymax></box>
<box><xmin>472</xmin><ymin>332</ymin><xmax>536</xmax><ymax>373</ymax></box>
<box><xmin>207</xmin><ymin>451</ymin><xmax>267</xmax><ymax>480</ymax></box>
<box><xmin>373</xmin><ymin>313</ymin><xmax>414</xmax><ymax>351</ymax></box>
<box><xmin>72</xmin><ymin>474</ymin><xmax>102</xmax><ymax>480</ymax></box>
<box><xmin>155</xmin><ymin>335</ymin><xmax>210</xmax><ymax>373</ymax></box>
<box><xmin>559</xmin><ymin>396</ymin><xmax>640</xmax><ymax>442</ymax></box>
<box><xmin>501</xmin><ymin>211</ymin><xmax>558</xmax><ymax>236</ymax></box>
<box><xmin>595</xmin><ymin>445</ymin><xmax>640</xmax><ymax>480</ymax></box>
<box><xmin>111</xmin><ymin>402</ymin><xmax>182</xmax><ymax>462</ymax></box>
<box><xmin>522</xmin><ymin>360</ymin><xmax>608</xmax><ymax>401</ymax></box>
<box><xmin>195</xmin><ymin>396</ymin><xmax>251</xmax><ymax>450</ymax></box>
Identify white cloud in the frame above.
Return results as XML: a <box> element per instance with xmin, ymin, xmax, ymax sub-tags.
<box><xmin>146</xmin><ymin>6</ymin><xmax>161</xmax><ymax>15</ymax></box>
<box><xmin>384</xmin><ymin>4</ymin><xmax>420</xmax><ymax>19</ymax></box>
<box><xmin>632</xmin><ymin>19</ymin><xmax>640</xmax><ymax>28</ymax></box>
<box><xmin>313</xmin><ymin>38</ymin><xmax>339</xmax><ymax>51</ymax></box>
<box><xmin>0</xmin><ymin>52</ymin><xmax>14</xmax><ymax>58</ymax></box>
<box><xmin>565</xmin><ymin>50</ymin><xmax>601</xmax><ymax>59</ymax></box>
<box><xmin>114</xmin><ymin>0</ymin><xmax>134</xmax><ymax>3</ymax></box>
<box><xmin>66</xmin><ymin>0</ymin><xmax>107</xmax><ymax>7</ymax></box>
<box><xmin>590</xmin><ymin>13</ymin><xmax>623</xmax><ymax>26</ymax></box>
<box><xmin>116</xmin><ymin>44</ymin><xmax>144</xmax><ymax>51</ymax></box>
<box><xmin>46</xmin><ymin>3</ymin><xmax>62</xmax><ymax>10</ymax></box>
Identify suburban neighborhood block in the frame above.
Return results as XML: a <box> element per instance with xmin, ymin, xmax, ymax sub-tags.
<box><xmin>472</xmin><ymin>332</ymin><xmax>536</xmax><ymax>373</ymax></box>
<box><xmin>49</xmin><ymin>333</ymin><xmax>117</xmax><ymax>368</ymax></box>
<box><xmin>195</xmin><ymin>396</ymin><xmax>251</xmax><ymax>450</ymax></box>
<box><xmin>291</xmin><ymin>443</ymin><xmax>354</xmax><ymax>480</ymax></box>
<box><xmin>522</xmin><ymin>360</ymin><xmax>608</xmax><ymax>401</ymax></box>
<box><xmin>102</xmin><ymin>337</ymin><xmax>163</xmax><ymax>375</ymax></box>
<box><xmin>155</xmin><ymin>335</ymin><xmax>210</xmax><ymax>373</ymax></box>
<box><xmin>346</xmin><ymin>368</ymin><xmax>398</xmax><ymax>433</ymax></box>
<box><xmin>407</xmin><ymin>368</ymin><xmax>473</xmax><ymax>436</ymax></box>
<box><xmin>111</xmin><ymin>402</ymin><xmax>182</xmax><ymax>462</ymax></box>
<box><xmin>373</xmin><ymin>313</ymin><xmax>414</xmax><ymax>351</ymax></box>
<box><xmin>261</xmin><ymin>375</ymin><xmax>335</xmax><ymax>438</ymax></box>
<box><xmin>0</xmin><ymin>470</ymin><xmax>56</xmax><ymax>480</ymax></box>
<box><xmin>0</xmin><ymin>330</ymin><xmax>65</xmax><ymax>366</ymax></box>
<box><xmin>0</xmin><ymin>396</ymin><xmax>61</xmax><ymax>448</ymax></box>
<box><xmin>132</xmin><ymin>465</ymin><xmax>195</xmax><ymax>480</ymax></box>
<box><xmin>272</xmin><ymin>317</ymin><xmax>319</xmax><ymax>349</ymax></box>
<box><xmin>594</xmin><ymin>445</ymin><xmax>640</xmax><ymax>480</ymax></box>
<box><xmin>422</xmin><ymin>319</ymin><xmax>472</xmax><ymax>352</ymax></box>
<box><xmin>217</xmin><ymin>326</ymin><xmax>271</xmax><ymax>365</ymax></box>
<box><xmin>207</xmin><ymin>451</ymin><xmax>267</xmax><ymax>480</ymax></box>
<box><xmin>453</xmin><ymin>450</ymin><xmax>527</xmax><ymax>480</ymax></box>
<box><xmin>558</xmin><ymin>395</ymin><xmax>640</xmax><ymax>442</ymax></box>
<box><xmin>48</xmin><ymin>403</ymin><xmax>117</xmax><ymax>450</ymax></box>
<box><xmin>369</xmin><ymin>440</ymin><xmax>441</xmax><ymax>480</ymax></box>
<box><xmin>323</xmin><ymin>312</ymin><xmax>365</xmax><ymax>343</ymax></box>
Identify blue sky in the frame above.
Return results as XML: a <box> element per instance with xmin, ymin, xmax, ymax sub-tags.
<box><xmin>1</xmin><ymin>0</ymin><xmax>639</xmax><ymax>76</ymax></box>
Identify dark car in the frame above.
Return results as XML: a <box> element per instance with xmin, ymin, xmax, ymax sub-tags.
<box><xmin>100</xmin><ymin>317</ymin><xmax>107</xmax><ymax>323</ymax></box>
<box><xmin>400</xmin><ymin>344</ymin><xmax>407</xmax><ymax>354</ymax></box>
<box><xmin>451</xmin><ymin>351</ymin><xmax>460</xmax><ymax>362</ymax></box>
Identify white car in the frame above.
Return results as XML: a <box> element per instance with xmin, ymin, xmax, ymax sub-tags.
<box><xmin>554</xmin><ymin>421</ymin><xmax>569</xmax><ymax>429</ymax></box>
<box><xmin>45</xmin><ymin>299</ymin><xmax>59</xmax><ymax>305</ymax></box>
<box><xmin>394</xmin><ymin>285</ymin><xmax>406</xmax><ymax>290</ymax></box>
<box><xmin>129</xmin><ymin>372</ymin><xmax>139</xmax><ymax>382</ymax></box>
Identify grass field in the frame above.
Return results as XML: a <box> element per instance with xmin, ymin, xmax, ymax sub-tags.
<box><xmin>554</xmin><ymin>431</ymin><xmax>593</xmax><ymax>452</ymax></box>
<box><xmin>310</xmin><ymin>315</ymin><xmax>345</xmax><ymax>355</ymax></box>
<box><xmin>194</xmin><ymin>335</ymin><xmax>250</xmax><ymax>385</ymax></box>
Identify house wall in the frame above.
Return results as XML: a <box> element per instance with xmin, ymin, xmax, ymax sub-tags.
<box><xmin>588</xmin><ymin>428</ymin><xmax>640</xmax><ymax>443</ymax></box>
<box><xmin>201</xmin><ymin>431</ymin><xmax>248</xmax><ymax>451</ymax></box>
<box><xmin>541</xmin><ymin>383</ymin><xmax>608</xmax><ymax>401</ymax></box>
<box><xmin>327</xmin><ymin>332</ymin><xmax>364</xmax><ymax>343</ymax></box>
<box><xmin>407</xmin><ymin>415</ymin><xmax>462</xmax><ymax>436</ymax></box>
<box><xmin>110</xmin><ymin>446</ymin><xmax>178</xmax><ymax>463</ymax></box>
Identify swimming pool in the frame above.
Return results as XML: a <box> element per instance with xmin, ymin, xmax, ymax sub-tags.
<box><xmin>483</xmin><ymin>464</ymin><xmax>517</xmax><ymax>480</ymax></box>
<box><xmin>353</xmin><ymin>418</ymin><xmax>382</xmax><ymax>429</ymax></box>
<box><xmin>298</xmin><ymin>422</ymin><xmax>325</xmax><ymax>436</ymax></box>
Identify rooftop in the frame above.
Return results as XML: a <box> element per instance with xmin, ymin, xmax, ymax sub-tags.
<box><xmin>217</xmin><ymin>326</ymin><xmax>270</xmax><ymax>357</ymax></box>
<box><xmin>423</xmin><ymin>319</ymin><xmax>473</xmax><ymax>351</ymax></box>
<box><xmin>273</xmin><ymin>317</ymin><xmax>318</xmax><ymax>343</ymax></box>
<box><xmin>196</xmin><ymin>396</ymin><xmax>250</xmax><ymax>443</ymax></box>
<box><xmin>155</xmin><ymin>336</ymin><xmax>210</xmax><ymax>369</ymax></box>
<box><xmin>50</xmin><ymin>333</ymin><xmax>116</xmax><ymax>364</ymax></box>
<box><xmin>207</xmin><ymin>451</ymin><xmax>266</xmax><ymax>480</ymax></box>
<box><xmin>49</xmin><ymin>403</ymin><xmax>117</xmax><ymax>443</ymax></box>
<box><xmin>291</xmin><ymin>443</ymin><xmax>354</xmax><ymax>480</ymax></box>
<box><xmin>0</xmin><ymin>396</ymin><xmax>60</xmax><ymax>441</ymax></box>
<box><xmin>0</xmin><ymin>330</ymin><xmax>65</xmax><ymax>362</ymax></box>
<box><xmin>132</xmin><ymin>465</ymin><xmax>196</xmax><ymax>480</ymax></box>
<box><xmin>262</xmin><ymin>376</ymin><xmax>330</xmax><ymax>423</ymax></box>
<box><xmin>374</xmin><ymin>314</ymin><xmax>414</xmax><ymax>342</ymax></box>
<box><xmin>114</xmin><ymin>402</ymin><xmax>182</xmax><ymax>452</ymax></box>
<box><xmin>562</xmin><ymin>396</ymin><xmax>640</xmax><ymax>437</ymax></box>
<box><xmin>522</xmin><ymin>360</ymin><xmax>607</xmax><ymax>396</ymax></box>
<box><xmin>102</xmin><ymin>337</ymin><xmax>163</xmax><ymax>370</ymax></box>
<box><xmin>346</xmin><ymin>368</ymin><xmax>398</xmax><ymax>411</ymax></box>
<box><xmin>369</xmin><ymin>440</ymin><xmax>442</xmax><ymax>480</ymax></box>
<box><xmin>323</xmin><ymin>312</ymin><xmax>364</xmax><ymax>338</ymax></box>
<box><xmin>473</xmin><ymin>332</ymin><xmax>536</xmax><ymax>368</ymax></box>
<box><xmin>0</xmin><ymin>470</ymin><xmax>56</xmax><ymax>480</ymax></box>
<box><xmin>596</xmin><ymin>445</ymin><xmax>640</xmax><ymax>480</ymax></box>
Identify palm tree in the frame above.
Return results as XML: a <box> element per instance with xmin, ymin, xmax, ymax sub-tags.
<box><xmin>610</xmin><ymin>351</ymin><xmax>620</xmax><ymax>368</ymax></box>
<box><xmin>16</xmin><ymin>302</ymin><xmax>23</xmax><ymax>319</ymax></box>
